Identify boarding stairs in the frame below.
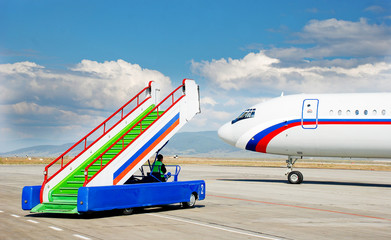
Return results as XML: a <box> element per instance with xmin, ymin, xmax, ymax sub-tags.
<box><xmin>32</xmin><ymin>79</ymin><xmax>200</xmax><ymax>214</ymax></box>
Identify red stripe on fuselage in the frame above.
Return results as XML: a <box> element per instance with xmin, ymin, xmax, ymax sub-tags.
<box><xmin>254</xmin><ymin>120</ymin><xmax>391</xmax><ymax>153</ymax></box>
<box><xmin>255</xmin><ymin>121</ymin><xmax>301</xmax><ymax>153</ymax></box>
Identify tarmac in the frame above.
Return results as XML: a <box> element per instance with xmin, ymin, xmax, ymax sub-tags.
<box><xmin>1</xmin><ymin>164</ymin><xmax>391</xmax><ymax>239</ymax></box>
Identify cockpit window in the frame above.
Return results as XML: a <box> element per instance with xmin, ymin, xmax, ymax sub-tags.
<box><xmin>232</xmin><ymin>108</ymin><xmax>256</xmax><ymax>124</ymax></box>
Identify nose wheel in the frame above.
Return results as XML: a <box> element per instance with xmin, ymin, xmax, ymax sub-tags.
<box><xmin>287</xmin><ymin>171</ymin><xmax>303</xmax><ymax>184</ymax></box>
<box><xmin>285</xmin><ymin>156</ymin><xmax>303</xmax><ymax>184</ymax></box>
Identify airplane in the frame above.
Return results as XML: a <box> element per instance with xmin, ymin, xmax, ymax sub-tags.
<box><xmin>218</xmin><ymin>93</ymin><xmax>391</xmax><ymax>184</ymax></box>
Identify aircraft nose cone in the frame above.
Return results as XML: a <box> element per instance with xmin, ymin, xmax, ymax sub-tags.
<box><xmin>218</xmin><ymin>122</ymin><xmax>236</xmax><ymax>146</ymax></box>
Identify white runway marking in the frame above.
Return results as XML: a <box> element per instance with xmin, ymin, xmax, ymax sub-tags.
<box><xmin>11</xmin><ymin>214</ymin><xmax>20</xmax><ymax>218</ymax></box>
<box><xmin>73</xmin><ymin>234</ymin><xmax>91</xmax><ymax>240</ymax></box>
<box><xmin>149</xmin><ymin>213</ymin><xmax>283</xmax><ymax>240</ymax></box>
<box><xmin>49</xmin><ymin>226</ymin><xmax>63</xmax><ymax>231</ymax></box>
<box><xmin>0</xmin><ymin>210</ymin><xmax>3</xmax><ymax>213</ymax></box>
<box><xmin>27</xmin><ymin>220</ymin><xmax>39</xmax><ymax>224</ymax></box>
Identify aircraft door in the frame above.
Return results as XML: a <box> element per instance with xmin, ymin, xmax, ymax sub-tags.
<box><xmin>302</xmin><ymin>99</ymin><xmax>319</xmax><ymax>129</ymax></box>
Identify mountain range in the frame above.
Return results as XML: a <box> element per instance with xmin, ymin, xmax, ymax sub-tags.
<box><xmin>0</xmin><ymin>131</ymin><xmax>272</xmax><ymax>159</ymax></box>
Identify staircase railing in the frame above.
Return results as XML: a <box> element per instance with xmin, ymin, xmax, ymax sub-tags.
<box><xmin>83</xmin><ymin>82</ymin><xmax>186</xmax><ymax>186</ymax></box>
<box><xmin>42</xmin><ymin>82</ymin><xmax>154</xmax><ymax>185</ymax></box>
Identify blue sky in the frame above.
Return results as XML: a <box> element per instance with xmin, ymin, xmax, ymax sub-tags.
<box><xmin>1</xmin><ymin>0</ymin><xmax>391</xmax><ymax>152</ymax></box>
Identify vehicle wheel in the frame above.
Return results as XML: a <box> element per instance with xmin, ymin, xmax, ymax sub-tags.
<box><xmin>182</xmin><ymin>193</ymin><xmax>197</xmax><ymax>208</ymax></box>
<box><xmin>123</xmin><ymin>208</ymin><xmax>134</xmax><ymax>215</ymax></box>
<box><xmin>288</xmin><ymin>171</ymin><xmax>303</xmax><ymax>184</ymax></box>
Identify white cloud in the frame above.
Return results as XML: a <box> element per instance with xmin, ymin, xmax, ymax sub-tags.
<box><xmin>183</xmin><ymin>107</ymin><xmax>233</xmax><ymax>132</ymax></box>
<box><xmin>192</xmin><ymin>51</ymin><xmax>391</xmax><ymax>93</ymax></box>
<box><xmin>192</xmin><ymin>18</ymin><xmax>391</xmax><ymax>94</ymax></box>
<box><xmin>224</xmin><ymin>99</ymin><xmax>237</xmax><ymax>106</ymax></box>
<box><xmin>0</xmin><ymin>60</ymin><xmax>172</xmax><ymax>109</ymax></box>
<box><xmin>12</xmin><ymin>102</ymin><xmax>56</xmax><ymax>115</ymax></box>
<box><xmin>0</xmin><ymin>102</ymin><xmax>105</xmax><ymax>129</ymax></box>
<box><xmin>299</xmin><ymin>18</ymin><xmax>384</xmax><ymax>42</ymax></box>
<box><xmin>269</xmin><ymin>18</ymin><xmax>391</xmax><ymax>61</ymax></box>
<box><xmin>364</xmin><ymin>6</ymin><xmax>385</xmax><ymax>13</ymax></box>
<box><xmin>201</xmin><ymin>96</ymin><xmax>217</xmax><ymax>106</ymax></box>
<box><xmin>222</xmin><ymin>96</ymin><xmax>271</xmax><ymax>108</ymax></box>
<box><xmin>244</xmin><ymin>97</ymin><xmax>271</xmax><ymax>106</ymax></box>
<box><xmin>192</xmin><ymin>52</ymin><xmax>279</xmax><ymax>90</ymax></box>
<box><xmin>0</xmin><ymin>60</ymin><xmax>173</xmax><ymax>151</ymax></box>
<box><xmin>71</xmin><ymin>59</ymin><xmax>172</xmax><ymax>99</ymax></box>
<box><xmin>0</xmin><ymin>61</ymin><xmax>44</xmax><ymax>76</ymax></box>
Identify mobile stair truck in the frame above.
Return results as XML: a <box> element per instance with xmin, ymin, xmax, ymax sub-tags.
<box><xmin>22</xmin><ymin>79</ymin><xmax>205</xmax><ymax>215</ymax></box>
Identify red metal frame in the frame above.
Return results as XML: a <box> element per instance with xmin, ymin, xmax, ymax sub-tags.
<box><xmin>40</xmin><ymin>82</ymin><xmax>153</xmax><ymax>202</ymax></box>
<box><xmin>83</xmin><ymin>82</ymin><xmax>186</xmax><ymax>186</ymax></box>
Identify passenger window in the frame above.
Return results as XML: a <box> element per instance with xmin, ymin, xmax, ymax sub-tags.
<box><xmin>346</xmin><ymin>110</ymin><xmax>351</xmax><ymax>115</ymax></box>
<box><xmin>373</xmin><ymin>110</ymin><xmax>377</xmax><ymax>115</ymax></box>
<box><xmin>382</xmin><ymin>110</ymin><xmax>386</xmax><ymax>115</ymax></box>
<box><xmin>355</xmin><ymin>110</ymin><xmax>359</xmax><ymax>115</ymax></box>
<box><xmin>329</xmin><ymin>110</ymin><xmax>334</xmax><ymax>115</ymax></box>
<box><xmin>338</xmin><ymin>110</ymin><xmax>342</xmax><ymax>116</ymax></box>
<box><xmin>364</xmin><ymin>110</ymin><xmax>368</xmax><ymax>115</ymax></box>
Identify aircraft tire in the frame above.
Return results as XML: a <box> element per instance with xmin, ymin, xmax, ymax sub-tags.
<box><xmin>123</xmin><ymin>208</ymin><xmax>134</xmax><ymax>215</ymax></box>
<box><xmin>288</xmin><ymin>171</ymin><xmax>303</xmax><ymax>184</ymax></box>
<box><xmin>182</xmin><ymin>193</ymin><xmax>197</xmax><ymax>208</ymax></box>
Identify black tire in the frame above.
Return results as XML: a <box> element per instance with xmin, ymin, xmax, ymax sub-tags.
<box><xmin>123</xmin><ymin>208</ymin><xmax>134</xmax><ymax>215</ymax></box>
<box><xmin>182</xmin><ymin>193</ymin><xmax>197</xmax><ymax>208</ymax></box>
<box><xmin>288</xmin><ymin>171</ymin><xmax>303</xmax><ymax>184</ymax></box>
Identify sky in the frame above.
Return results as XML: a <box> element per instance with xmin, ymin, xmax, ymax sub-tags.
<box><xmin>1</xmin><ymin>0</ymin><xmax>391</xmax><ymax>152</ymax></box>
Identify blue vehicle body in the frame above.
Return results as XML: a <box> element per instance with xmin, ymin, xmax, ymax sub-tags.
<box><xmin>78</xmin><ymin>180</ymin><xmax>205</xmax><ymax>212</ymax></box>
<box><xmin>22</xmin><ymin>164</ymin><xmax>205</xmax><ymax>214</ymax></box>
<box><xmin>23</xmin><ymin>147</ymin><xmax>206</xmax><ymax>214</ymax></box>
<box><xmin>22</xmin><ymin>185</ymin><xmax>41</xmax><ymax>211</ymax></box>
<box><xmin>22</xmin><ymin>180</ymin><xmax>205</xmax><ymax>213</ymax></box>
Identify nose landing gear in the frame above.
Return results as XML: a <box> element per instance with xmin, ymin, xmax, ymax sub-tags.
<box><xmin>285</xmin><ymin>156</ymin><xmax>303</xmax><ymax>184</ymax></box>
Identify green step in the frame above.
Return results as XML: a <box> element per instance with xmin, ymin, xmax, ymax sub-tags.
<box><xmin>52</xmin><ymin>193</ymin><xmax>77</xmax><ymax>197</ymax></box>
<box><xmin>85</xmin><ymin>165</ymin><xmax>101</xmax><ymax>170</ymax></box>
<box><xmin>91</xmin><ymin>163</ymin><xmax>107</xmax><ymax>167</ymax></box>
<box><xmin>127</xmin><ymin>132</ymin><xmax>139</xmax><ymax>136</ymax></box>
<box><xmin>104</xmin><ymin>151</ymin><xmax>119</xmax><ymax>155</ymax></box>
<box><xmin>99</xmin><ymin>158</ymin><xmax>111</xmax><ymax>162</ymax></box>
<box><xmin>59</xmin><ymin>190</ymin><xmax>78</xmax><ymax>195</ymax></box>
<box><xmin>51</xmin><ymin>201</ymin><xmax>77</xmax><ymax>205</ymax></box>
<box><xmin>59</xmin><ymin>187</ymin><xmax>79</xmax><ymax>191</ymax></box>
<box><xmin>52</xmin><ymin>195</ymin><xmax>77</xmax><ymax>202</ymax></box>
<box><xmin>114</xmin><ymin>144</ymin><xmax>128</xmax><ymax>149</ymax></box>
<box><xmin>93</xmin><ymin>161</ymin><xmax>110</xmax><ymax>165</ymax></box>
<box><xmin>31</xmin><ymin>202</ymin><xmax>78</xmax><ymax>214</ymax></box>
<box><xmin>128</xmin><ymin>129</ymin><xmax>141</xmax><ymax>133</ymax></box>
<box><xmin>46</xmin><ymin>105</ymin><xmax>162</xmax><ymax>213</ymax></box>
<box><xmin>41</xmin><ymin>209</ymin><xmax>77</xmax><ymax>214</ymax></box>
<box><xmin>81</xmin><ymin>168</ymin><xmax>99</xmax><ymax>172</ymax></box>
<box><xmin>67</xmin><ymin>181</ymin><xmax>84</xmax><ymax>184</ymax></box>
<box><xmin>74</xmin><ymin>175</ymin><xmax>87</xmax><ymax>178</ymax></box>
<box><xmin>60</xmin><ymin>187</ymin><xmax>79</xmax><ymax>190</ymax></box>
<box><xmin>110</xmin><ymin>147</ymin><xmax>122</xmax><ymax>150</ymax></box>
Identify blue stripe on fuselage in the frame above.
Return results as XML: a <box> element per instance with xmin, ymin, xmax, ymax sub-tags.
<box><xmin>245</xmin><ymin>118</ymin><xmax>391</xmax><ymax>152</ymax></box>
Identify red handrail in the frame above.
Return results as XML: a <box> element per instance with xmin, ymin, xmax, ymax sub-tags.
<box><xmin>41</xmin><ymin>82</ymin><xmax>153</xmax><ymax>187</ymax></box>
<box><xmin>83</xmin><ymin>83</ymin><xmax>186</xmax><ymax>186</ymax></box>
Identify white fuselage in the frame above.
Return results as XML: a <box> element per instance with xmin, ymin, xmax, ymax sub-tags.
<box><xmin>218</xmin><ymin>93</ymin><xmax>391</xmax><ymax>158</ymax></box>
